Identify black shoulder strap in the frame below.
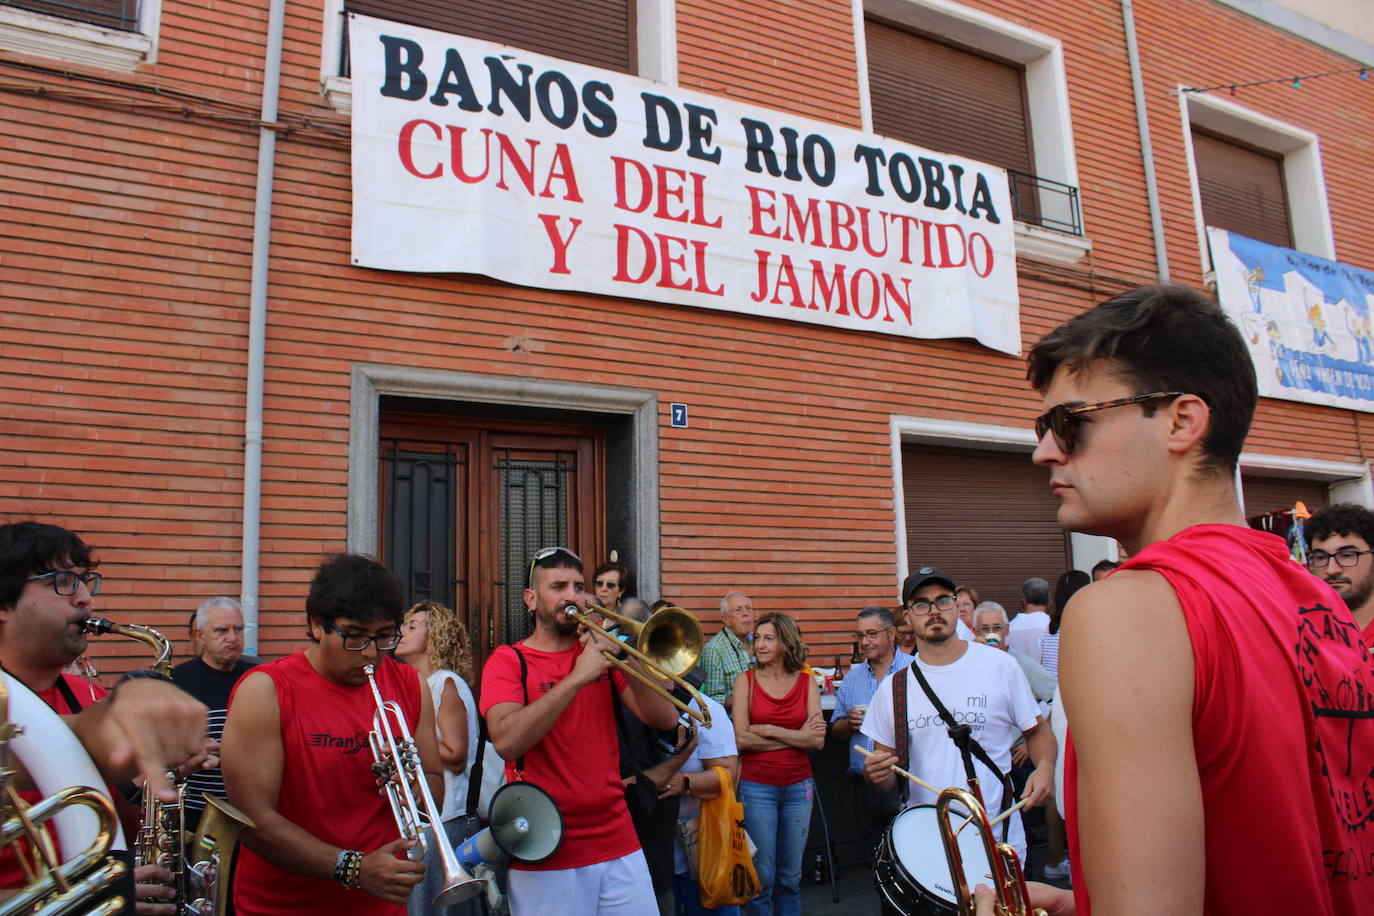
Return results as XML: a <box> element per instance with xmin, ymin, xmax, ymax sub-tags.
<box><xmin>464</xmin><ymin>712</ymin><xmax>488</xmax><ymax>818</ymax></box>
<box><xmin>512</xmin><ymin>645</ymin><xmax>529</xmax><ymax>777</ymax></box>
<box><xmin>893</xmin><ymin>666</ymin><xmax>909</xmax><ymax>803</ymax></box>
<box><xmin>54</xmin><ymin>675</ymin><xmax>84</xmax><ymax>713</ymax></box>
<box><xmin>906</xmin><ymin>658</ymin><xmax>1014</xmax><ymax>840</ymax></box>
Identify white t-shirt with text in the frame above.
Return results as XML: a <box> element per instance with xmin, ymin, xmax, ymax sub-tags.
<box><xmin>861</xmin><ymin>641</ymin><xmax>1041</xmax><ymax>857</ymax></box>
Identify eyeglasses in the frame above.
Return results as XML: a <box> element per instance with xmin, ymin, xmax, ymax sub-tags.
<box><xmin>1034</xmin><ymin>391</ymin><xmax>1185</xmax><ymax>455</ymax></box>
<box><xmin>853</xmin><ymin>626</ymin><xmax>893</xmax><ymax>642</ymax></box>
<box><xmin>974</xmin><ymin>623</ymin><xmax>1008</xmax><ymax>634</ymax></box>
<box><xmin>594</xmin><ymin>578</ymin><xmax>621</xmax><ymax>590</ymax></box>
<box><xmin>1307</xmin><ymin>548</ymin><xmax>1374</xmax><ymax>569</ymax></box>
<box><xmin>329</xmin><ymin>625</ymin><xmax>402</xmax><ymax>651</ymax></box>
<box><xmin>527</xmin><ymin>546</ymin><xmax>581</xmax><ymax>586</ymax></box>
<box><xmin>25</xmin><ymin>570</ymin><xmax>102</xmax><ymax>597</ymax></box>
<box><xmin>908</xmin><ymin>594</ymin><xmax>956</xmax><ymax>614</ymax></box>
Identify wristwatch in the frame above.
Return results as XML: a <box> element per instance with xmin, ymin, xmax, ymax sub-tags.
<box><xmin>681</xmin><ymin>774</ymin><xmax>691</xmax><ymax>795</ymax></box>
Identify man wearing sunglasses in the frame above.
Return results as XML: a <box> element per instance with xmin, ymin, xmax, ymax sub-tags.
<box><xmin>0</xmin><ymin>520</ymin><xmax>209</xmax><ymax>914</ymax></box>
<box><xmin>481</xmin><ymin>546</ymin><xmax>678</xmax><ymax>915</ymax></box>
<box><xmin>1306</xmin><ymin>503</ymin><xmax>1374</xmax><ymax>643</ymax></box>
<box><xmin>1022</xmin><ymin>286</ymin><xmax>1374</xmax><ymax>916</ymax></box>
<box><xmin>224</xmin><ymin>553</ymin><xmax>441</xmax><ymax>915</ymax></box>
<box><xmin>861</xmin><ymin>567</ymin><xmax>1054</xmax><ymax>864</ymax></box>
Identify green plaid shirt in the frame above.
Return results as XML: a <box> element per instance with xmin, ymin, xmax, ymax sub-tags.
<box><xmin>700</xmin><ymin>627</ymin><xmax>752</xmax><ymax>704</ymax></box>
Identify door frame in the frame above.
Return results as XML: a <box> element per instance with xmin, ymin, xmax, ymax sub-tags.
<box><xmin>348</xmin><ymin>364</ymin><xmax>663</xmax><ymax>597</ymax></box>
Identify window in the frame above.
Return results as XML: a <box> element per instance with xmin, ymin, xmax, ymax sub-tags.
<box><xmin>0</xmin><ymin>0</ymin><xmax>156</xmax><ymax>69</ymax></box>
<box><xmin>1182</xmin><ymin>91</ymin><xmax>1335</xmax><ymax>262</ymax></box>
<box><xmin>4</xmin><ymin>0</ymin><xmax>135</xmax><ymax>30</ymax></box>
<box><xmin>322</xmin><ymin>0</ymin><xmax>674</xmax><ymax>113</ymax></box>
<box><xmin>860</xmin><ymin>0</ymin><xmax>1086</xmax><ymax>257</ymax></box>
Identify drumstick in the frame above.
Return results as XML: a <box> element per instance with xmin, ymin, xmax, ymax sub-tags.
<box><xmin>852</xmin><ymin>745</ymin><xmax>942</xmax><ymax>796</ymax></box>
<box><xmin>987</xmin><ymin>797</ymin><xmax>1030</xmax><ymax>827</ymax></box>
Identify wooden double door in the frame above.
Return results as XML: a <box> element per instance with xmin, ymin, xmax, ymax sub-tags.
<box><xmin>378</xmin><ymin>412</ymin><xmax>605</xmax><ymax>674</ymax></box>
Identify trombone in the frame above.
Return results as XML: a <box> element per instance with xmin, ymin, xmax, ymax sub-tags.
<box><xmin>567</xmin><ymin>602</ymin><xmax>712</xmax><ymax>728</ymax></box>
<box><xmin>937</xmin><ymin>786</ymin><xmax>1046</xmax><ymax>916</ymax></box>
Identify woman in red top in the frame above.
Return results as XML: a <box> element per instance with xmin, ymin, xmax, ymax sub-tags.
<box><xmin>730</xmin><ymin>613</ymin><xmax>824</xmax><ymax>916</ymax></box>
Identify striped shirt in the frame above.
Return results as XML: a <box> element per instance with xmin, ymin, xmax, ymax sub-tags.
<box><xmin>171</xmin><ymin>656</ymin><xmax>258</xmax><ymax>824</ymax></box>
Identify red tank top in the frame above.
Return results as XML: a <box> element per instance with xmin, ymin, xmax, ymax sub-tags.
<box><xmin>740</xmin><ymin>670</ymin><xmax>812</xmax><ymax>786</ymax></box>
<box><xmin>1065</xmin><ymin>525</ymin><xmax>1374</xmax><ymax>916</ymax></box>
<box><xmin>231</xmin><ymin>652</ymin><xmax>421</xmax><ymax>916</ymax></box>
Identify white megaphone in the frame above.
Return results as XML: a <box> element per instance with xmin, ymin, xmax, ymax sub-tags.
<box><xmin>457</xmin><ymin>782</ymin><xmax>564</xmax><ymax>871</ymax></box>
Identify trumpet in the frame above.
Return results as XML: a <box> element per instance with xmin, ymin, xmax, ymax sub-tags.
<box><xmin>568</xmin><ymin>602</ymin><xmax>712</xmax><ymax>727</ymax></box>
<box><xmin>937</xmin><ymin>786</ymin><xmax>1046</xmax><ymax>916</ymax></box>
<box><xmin>364</xmin><ymin>664</ymin><xmax>486</xmax><ymax>906</ymax></box>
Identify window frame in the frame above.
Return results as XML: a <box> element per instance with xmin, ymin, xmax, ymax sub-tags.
<box><xmin>856</xmin><ymin>0</ymin><xmax>1089</xmax><ymax>262</ymax></box>
<box><xmin>0</xmin><ymin>0</ymin><xmax>159</xmax><ymax>70</ymax></box>
<box><xmin>1180</xmin><ymin>88</ymin><xmax>1336</xmax><ymax>272</ymax></box>
<box><xmin>319</xmin><ymin>0</ymin><xmax>676</xmax><ymax>115</ymax></box>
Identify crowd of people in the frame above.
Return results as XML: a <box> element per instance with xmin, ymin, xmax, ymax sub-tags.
<box><xmin>5</xmin><ymin>286</ymin><xmax>1374</xmax><ymax>916</ymax></box>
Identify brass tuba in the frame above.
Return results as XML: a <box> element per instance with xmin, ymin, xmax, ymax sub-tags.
<box><xmin>0</xmin><ymin>671</ymin><xmax>129</xmax><ymax>916</ymax></box>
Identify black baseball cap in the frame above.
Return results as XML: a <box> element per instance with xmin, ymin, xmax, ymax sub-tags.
<box><xmin>901</xmin><ymin>565</ymin><xmax>956</xmax><ymax>604</ymax></box>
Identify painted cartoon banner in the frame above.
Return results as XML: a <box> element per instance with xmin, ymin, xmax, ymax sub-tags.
<box><xmin>349</xmin><ymin>15</ymin><xmax>1023</xmax><ymax>354</ymax></box>
<box><xmin>1210</xmin><ymin>228</ymin><xmax>1374</xmax><ymax>412</ymax></box>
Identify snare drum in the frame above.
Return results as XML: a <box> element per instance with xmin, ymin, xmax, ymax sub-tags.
<box><xmin>874</xmin><ymin>804</ymin><xmax>993</xmax><ymax>915</ymax></box>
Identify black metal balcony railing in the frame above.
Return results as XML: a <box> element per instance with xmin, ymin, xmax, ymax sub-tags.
<box><xmin>2</xmin><ymin>0</ymin><xmax>139</xmax><ymax>31</ymax></box>
<box><xmin>1008</xmin><ymin>169</ymin><xmax>1084</xmax><ymax>237</ymax></box>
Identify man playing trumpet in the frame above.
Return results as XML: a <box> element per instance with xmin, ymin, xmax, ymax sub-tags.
<box><xmin>223</xmin><ymin>553</ymin><xmax>441</xmax><ymax>915</ymax></box>
<box><xmin>480</xmin><ymin>547</ymin><xmax>678</xmax><ymax>916</ymax></box>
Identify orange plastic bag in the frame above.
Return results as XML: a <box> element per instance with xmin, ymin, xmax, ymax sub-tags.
<box><xmin>697</xmin><ymin>765</ymin><xmax>761</xmax><ymax>908</ymax></box>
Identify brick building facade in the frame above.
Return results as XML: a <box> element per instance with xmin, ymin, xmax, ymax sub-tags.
<box><xmin>2</xmin><ymin>0</ymin><xmax>1371</xmax><ymax>670</ymax></box>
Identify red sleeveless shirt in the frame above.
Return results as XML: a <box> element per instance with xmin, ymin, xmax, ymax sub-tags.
<box><xmin>1065</xmin><ymin>525</ymin><xmax>1374</xmax><ymax>916</ymax></box>
<box><xmin>740</xmin><ymin>670</ymin><xmax>812</xmax><ymax>786</ymax></box>
<box><xmin>231</xmin><ymin>652</ymin><xmax>421</xmax><ymax>916</ymax></box>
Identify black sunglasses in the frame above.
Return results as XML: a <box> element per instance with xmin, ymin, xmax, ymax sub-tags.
<box><xmin>1034</xmin><ymin>391</ymin><xmax>1184</xmax><ymax>454</ymax></box>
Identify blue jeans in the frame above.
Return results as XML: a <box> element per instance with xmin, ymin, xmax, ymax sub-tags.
<box><xmin>738</xmin><ymin>779</ymin><xmax>812</xmax><ymax>916</ymax></box>
<box><xmin>672</xmin><ymin>872</ymin><xmax>740</xmax><ymax>916</ymax></box>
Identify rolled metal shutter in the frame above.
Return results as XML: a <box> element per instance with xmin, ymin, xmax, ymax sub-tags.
<box><xmin>866</xmin><ymin>18</ymin><xmax>1034</xmax><ymax>175</ymax></box>
<box><xmin>345</xmin><ymin>0</ymin><xmax>635</xmax><ymax>74</ymax></box>
<box><xmin>902</xmin><ymin>444</ymin><xmax>1070</xmax><ymax>614</ymax></box>
<box><xmin>1192</xmin><ymin>129</ymin><xmax>1293</xmax><ymax>248</ymax></box>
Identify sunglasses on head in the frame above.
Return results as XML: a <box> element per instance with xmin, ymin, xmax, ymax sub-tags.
<box><xmin>528</xmin><ymin>546</ymin><xmax>581</xmax><ymax>587</ymax></box>
<box><xmin>1034</xmin><ymin>391</ymin><xmax>1184</xmax><ymax>454</ymax></box>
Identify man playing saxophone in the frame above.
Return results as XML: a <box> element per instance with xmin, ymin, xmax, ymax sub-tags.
<box><xmin>222</xmin><ymin>553</ymin><xmax>442</xmax><ymax>915</ymax></box>
<box><xmin>0</xmin><ymin>520</ymin><xmax>210</xmax><ymax>913</ymax></box>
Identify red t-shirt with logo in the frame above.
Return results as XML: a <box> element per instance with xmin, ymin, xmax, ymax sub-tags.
<box><xmin>230</xmin><ymin>652</ymin><xmax>421</xmax><ymax>916</ymax></box>
<box><xmin>1065</xmin><ymin>524</ymin><xmax>1374</xmax><ymax>916</ymax></box>
<box><xmin>0</xmin><ymin>674</ymin><xmax>110</xmax><ymax>889</ymax></box>
<box><xmin>479</xmin><ymin>641</ymin><xmax>635</xmax><ymax>871</ymax></box>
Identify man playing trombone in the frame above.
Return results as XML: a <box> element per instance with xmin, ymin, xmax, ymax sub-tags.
<box><xmin>480</xmin><ymin>546</ymin><xmax>678</xmax><ymax>915</ymax></box>
<box><xmin>223</xmin><ymin>553</ymin><xmax>441</xmax><ymax>915</ymax></box>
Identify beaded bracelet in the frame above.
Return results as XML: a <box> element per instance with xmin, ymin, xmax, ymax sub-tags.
<box><xmin>334</xmin><ymin>849</ymin><xmax>363</xmax><ymax>888</ymax></box>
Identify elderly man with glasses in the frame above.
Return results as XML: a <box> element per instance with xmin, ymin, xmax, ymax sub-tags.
<box><xmin>830</xmin><ymin>604</ymin><xmax>913</xmax><ymax>865</ymax></box>
<box><xmin>224</xmin><ymin>553</ymin><xmax>440</xmax><ymax>915</ymax></box>
<box><xmin>1306</xmin><ymin>503</ymin><xmax>1374</xmax><ymax>644</ymax></box>
<box><xmin>861</xmin><ymin>566</ymin><xmax>1054</xmax><ymax>865</ymax></box>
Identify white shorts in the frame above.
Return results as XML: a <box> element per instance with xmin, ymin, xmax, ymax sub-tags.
<box><xmin>508</xmin><ymin>848</ymin><xmax>657</xmax><ymax>916</ymax></box>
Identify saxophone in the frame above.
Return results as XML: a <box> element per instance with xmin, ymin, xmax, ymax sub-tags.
<box><xmin>81</xmin><ymin>617</ymin><xmax>253</xmax><ymax>914</ymax></box>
